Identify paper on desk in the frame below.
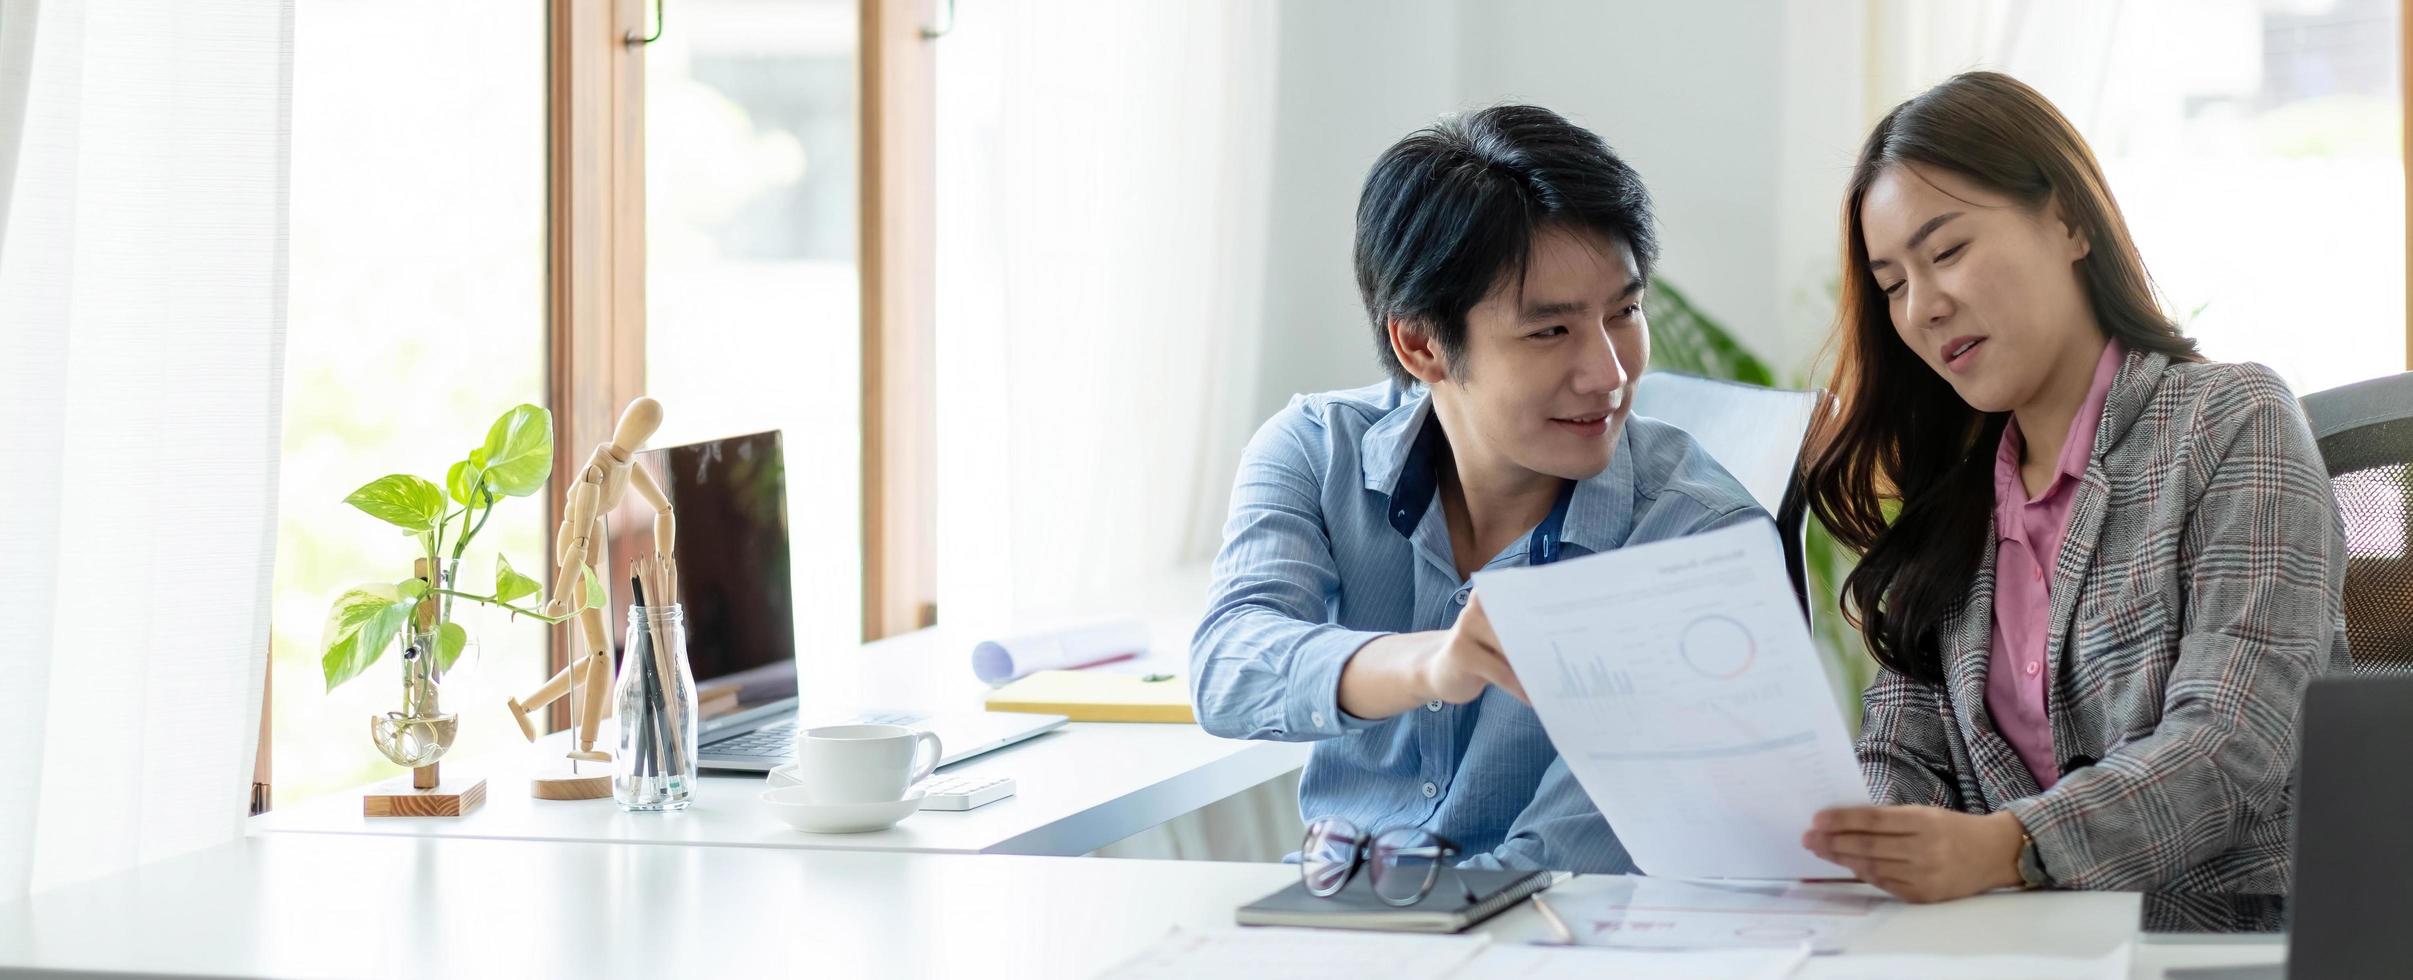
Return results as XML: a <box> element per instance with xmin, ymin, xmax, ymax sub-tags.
<box><xmin>1473</xmin><ymin>519</ymin><xmax>1868</xmax><ymax>880</ymax></box>
<box><xmin>1538</xmin><ymin>876</ymin><xmax>1889</xmax><ymax>953</ymax></box>
<box><xmin>1092</xmin><ymin>928</ymin><xmax>1487</xmax><ymax>980</ymax></box>
<box><xmin>1462</xmin><ymin>942</ymin><xmax>1807</xmax><ymax>979</ymax></box>
<box><xmin>1791</xmin><ymin>943</ymin><xmax>2132</xmax><ymax>980</ymax></box>
<box><xmin>971</xmin><ymin>619</ymin><xmax>1150</xmax><ymax>685</ymax></box>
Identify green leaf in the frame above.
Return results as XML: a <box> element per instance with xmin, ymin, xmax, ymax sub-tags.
<box><xmin>1643</xmin><ymin>279</ymin><xmax>1776</xmax><ymax>388</ymax></box>
<box><xmin>435</xmin><ymin>622</ymin><xmax>468</xmax><ymax>672</ymax></box>
<box><xmin>446</xmin><ymin>457</ymin><xmax>488</xmax><ymax>507</ymax></box>
<box><xmin>479</xmin><ymin>404</ymin><xmax>554</xmax><ymax>498</ymax></box>
<box><xmin>584</xmin><ymin>562</ymin><xmax>607</xmax><ymax>611</ymax></box>
<box><xmin>397</xmin><ymin>576</ymin><xmax>431</xmax><ymax>603</ymax></box>
<box><xmin>494</xmin><ymin>553</ymin><xmax>541</xmax><ymax>605</ymax></box>
<box><xmin>343</xmin><ymin>475</ymin><xmax>446</xmax><ymax>532</ymax></box>
<box><xmin>320</xmin><ymin>586</ymin><xmax>412</xmax><ymax>692</ymax></box>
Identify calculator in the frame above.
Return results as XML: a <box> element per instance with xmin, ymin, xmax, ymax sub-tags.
<box><xmin>917</xmin><ymin>774</ymin><xmax>1016</xmax><ymax>811</ymax></box>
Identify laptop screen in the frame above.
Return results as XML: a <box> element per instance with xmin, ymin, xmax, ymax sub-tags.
<box><xmin>604</xmin><ymin>429</ymin><xmax>797</xmax><ymax>723</ymax></box>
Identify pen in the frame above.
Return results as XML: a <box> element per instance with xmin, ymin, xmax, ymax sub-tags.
<box><xmin>1530</xmin><ymin>893</ymin><xmax>1575</xmax><ymax>945</ymax></box>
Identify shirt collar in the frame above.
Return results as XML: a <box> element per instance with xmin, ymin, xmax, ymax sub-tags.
<box><xmin>1359</xmin><ymin>385</ymin><xmax>1633</xmax><ymax>564</ymax></box>
<box><xmin>1995</xmin><ymin>337</ymin><xmax>2127</xmax><ymax>504</ymax></box>
<box><xmin>2062</xmin><ymin>337</ymin><xmax>2127</xmax><ymax>477</ymax></box>
<box><xmin>1560</xmin><ymin>424</ymin><xmax>1636</xmax><ymax>556</ymax></box>
<box><xmin>1360</xmin><ymin>383</ymin><xmax>1431</xmax><ymax>496</ymax></box>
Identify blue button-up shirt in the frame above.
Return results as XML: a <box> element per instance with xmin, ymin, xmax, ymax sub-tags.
<box><xmin>1190</xmin><ymin>381</ymin><xmax>1765</xmax><ymax>873</ymax></box>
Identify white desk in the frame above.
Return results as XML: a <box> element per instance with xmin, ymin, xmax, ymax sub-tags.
<box><xmin>252</xmin><ymin>720</ymin><xmax>1306</xmax><ymax>856</ymax></box>
<box><xmin>255</xmin><ymin>574</ymin><xmax>1312</xmax><ymax>857</ymax></box>
<box><xmin>0</xmin><ymin>834</ymin><xmax>2287</xmax><ymax>979</ymax></box>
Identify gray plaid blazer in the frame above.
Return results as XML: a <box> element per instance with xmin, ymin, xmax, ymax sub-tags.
<box><xmin>1857</xmin><ymin>349</ymin><xmax>2351</xmax><ymax>893</ymax></box>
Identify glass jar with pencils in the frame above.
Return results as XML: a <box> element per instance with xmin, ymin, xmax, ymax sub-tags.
<box><xmin>614</xmin><ymin>558</ymin><xmax>697</xmax><ymax>810</ymax></box>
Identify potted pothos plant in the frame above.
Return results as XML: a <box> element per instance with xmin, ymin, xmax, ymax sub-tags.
<box><xmin>318</xmin><ymin>404</ymin><xmax>601</xmax><ymax>768</ymax></box>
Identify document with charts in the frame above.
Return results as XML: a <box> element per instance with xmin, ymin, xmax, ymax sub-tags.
<box><xmin>1473</xmin><ymin>519</ymin><xmax>1866</xmax><ymax>880</ymax></box>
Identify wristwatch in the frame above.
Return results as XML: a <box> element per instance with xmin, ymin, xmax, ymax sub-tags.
<box><xmin>2015</xmin><ymin>828</ymin><xmax>2051</xmax><ymax>890</ymax></box>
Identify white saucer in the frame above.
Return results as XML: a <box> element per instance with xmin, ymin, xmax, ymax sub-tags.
<box><xmin>760</xmin><ymin>785</ymin><xmax>926</xmax><ymax>834</ymax></box>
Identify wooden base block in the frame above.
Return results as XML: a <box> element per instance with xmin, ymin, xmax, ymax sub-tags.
<box><xmin>363</xmin><ymin>776</ymin><xmax>487</xmax><ymax>817</ymax></box>
<box><xmin>532</xmin><ymin>772</ymin><xmax>614</xmax><ymax>801</ymax></box>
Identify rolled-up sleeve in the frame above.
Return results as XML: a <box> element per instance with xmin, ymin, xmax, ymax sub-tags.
<box><xmin>1190</xmin><ymin>405</ymin><xmax>1389</xmax><ymax>742</ymax></box>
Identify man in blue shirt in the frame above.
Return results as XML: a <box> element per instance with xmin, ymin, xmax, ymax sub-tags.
<box><xmin>1190</xmin><ymin>105</ymin><xmax>1766</xmax><ymax>873</ymax></box>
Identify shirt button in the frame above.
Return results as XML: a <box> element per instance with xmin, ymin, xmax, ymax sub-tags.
<box><xmin>2025</xmin><ymin>661</ymin><xmax>2040</xmax><ymax>677</ymax></box>
<box><xmin>1422</xmin><ymin>782</ymin><xmax>1439</xmax><ymax>798</ymax></box>
<box><xmin>1452</xmin><ymin>590</ymin><xmax>1470</xmax><ymax>606</ymax></box>
<box><xmin>1426</xmin><ymin>701</ymin><xmax>1444</xmax><ymax>712</ymax></box>
<box><xmin>1311</xmin><ymin>711</ymin><xmax>1326</xmax><ymax>727</ymax></box>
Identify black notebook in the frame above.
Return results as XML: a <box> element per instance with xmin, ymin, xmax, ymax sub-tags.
<box><xmin>1235</xmin><ymin>869</ymin><xmax>1552</xmax><ymax>934</ymax></box>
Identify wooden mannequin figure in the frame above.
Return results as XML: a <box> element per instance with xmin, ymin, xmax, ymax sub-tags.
<box><xmin>503</xmin><ymin>397</ymin><xmax>679</xmax><ymax>800</ymax></box>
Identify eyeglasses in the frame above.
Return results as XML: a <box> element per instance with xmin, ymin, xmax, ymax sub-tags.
<box><xmin>1300</xmin><ymin>816</ymin><xmax>1481</xmax><ymax>908</ymax></box>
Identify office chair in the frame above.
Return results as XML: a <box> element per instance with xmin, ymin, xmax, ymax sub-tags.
<box><xmin>1631</xmin><ymin>371</ymin><xmax>1833</xmax><ymax>617</ymax></box>
<box><xmin>2301</xmin><ymin>371</ymin><xmax>2413</xmax><ymax>673</ymax></box>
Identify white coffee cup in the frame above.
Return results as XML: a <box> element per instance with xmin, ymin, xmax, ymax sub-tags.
<box><xmin>790</xmin><ymin>724</ymin><xmax>943</xmax><ymax>804</ymax></box>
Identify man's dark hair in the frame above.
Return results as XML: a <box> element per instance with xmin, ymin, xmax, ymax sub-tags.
<box><xmin>1354</xmin><ymin>105</ymin><xmax>1659</xmax><ymax>384</ymax></box>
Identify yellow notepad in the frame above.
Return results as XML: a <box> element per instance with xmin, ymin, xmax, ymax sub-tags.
<box><xmin>984</xmin><ymin>670</ymin><xmax>1195</xmax><ymax>723</ymax></box>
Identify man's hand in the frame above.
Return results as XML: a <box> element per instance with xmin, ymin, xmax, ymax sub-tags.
<box><xmin>1335</xmin><ymin>591</ymin><xmax>1528</xmax><ymax>720</ymax></box>
<box><xmin>1419</xmin><ymin>593</ymin><xmax>1527</xmax><ymax>705</ymax></box>
<box><xmin>1802</xmin><ymin>806</ymin><xmax>2028</xmax><ymax>903</ymax></box>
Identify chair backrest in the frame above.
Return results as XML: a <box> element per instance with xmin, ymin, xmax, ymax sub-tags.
<box><xmin>1633</xmin><ymin>371</ymin><xmax>1831</xmax><ymax>615</ymax></box>
<box><xmin>2300</xmin><ymin>371</ymin><xmax>2413</xmax><ymax>673</ymax></box>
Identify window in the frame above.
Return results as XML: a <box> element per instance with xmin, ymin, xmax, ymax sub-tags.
<box><xmin>264</xmin><ymin>0</ymin><xmax>941</xmax><ymax>807</ymax></box>
<box><xmin>2102</xmin><ymin>0</ymin><xmax>2403</xmax><ymax>391</ymax></box>
<box><xmin>272</xmin><ymin>0</ymin><xmax>547</xmax><ymax>803</ymax></box>
<box><xmin>641</xmin><ymin>0</ymin><xmax>863</xmax><ymax>656</ymax></box>
<box><xmin>1903</xmin><ymin>0</ymin><xmax>2407</xmax><ymax>392</ymax></box>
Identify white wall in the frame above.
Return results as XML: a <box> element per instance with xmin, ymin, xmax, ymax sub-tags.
<box><xmin>1249</xmin><ymin>0</ymin><xmax>1870</xmax><ymax>425</ymax></box>
<box><xmin>1249</xmin><ymin>0</ymin><xmax>1465</xmax><ymax>421</ymax></box>
<box><xmin>1775</xmin><ymin>1</ymin><xmax>1875</xmax><ymax>385</ymax></box>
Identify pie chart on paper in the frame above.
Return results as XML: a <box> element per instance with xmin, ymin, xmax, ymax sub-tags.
<box><xmin>1678</xmin><ymin>614</ymin><xmax>1756</xmax><ymax>680</ymax></box>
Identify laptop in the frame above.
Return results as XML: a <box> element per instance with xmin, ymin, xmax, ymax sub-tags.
<box><xmin>2160</xmin><ymin>673</ymin><xmax>2413</xmax><ymax>979</ymax></box>
<box><xmin>604</xmin><ymin>429</ymin><xmax>1067</xmax><ymax>775</ymax></box>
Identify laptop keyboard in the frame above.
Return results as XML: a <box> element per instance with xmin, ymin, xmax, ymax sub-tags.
<box><xmin>704</xmin><ymin>711</ymin><xmax>927</xmax><ymax>757</ymax></box>
<box><xmin>707</xmin><ymin>723</ymin><xmax>794</xmax><ymax>756</ymax></box>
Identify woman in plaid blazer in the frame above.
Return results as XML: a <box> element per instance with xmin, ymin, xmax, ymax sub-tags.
<box><xmin>1795</xmin><ymin>72</ymin><xmax>2351</xmax><ymax>903</ymax></box>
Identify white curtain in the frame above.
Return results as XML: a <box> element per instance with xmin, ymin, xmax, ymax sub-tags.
<box><xmin>934</xmin><ymin>0</ymin><xmax>1278</xmax><ymax>625</ymax></box>
<box><xmin>0</xmin><ymin>0</ymin><xmax>291</xmax><ymax>898</ymax></box>
<box><xmin>934</xmin><ymin>0</ymin><xmax>1296</xmax><ymax>860</ymax></box>
<box><xmin>1861</xmin><ymin>0</ymin><xmax>2125</xmax><ymax>127</ymax></box>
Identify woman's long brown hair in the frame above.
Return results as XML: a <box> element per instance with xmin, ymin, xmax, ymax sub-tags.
<box><xmin>1802</xmin><ymin>71</ymin><xmax>2201</xmax><ymax>684</ymax></box>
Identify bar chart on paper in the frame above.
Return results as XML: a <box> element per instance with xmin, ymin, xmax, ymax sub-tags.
<box><xmin>1550</xmin><ymin>638</ymin><xmax>1636</xmax><ymax>699</ymax></box>
<box><xmin>1477</xmin><ymin>520</ymin><xmax>1868</xmax><ymax>880</ymax></box>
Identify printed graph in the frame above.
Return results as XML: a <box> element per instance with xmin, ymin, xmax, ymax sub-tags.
<box><xmin>1678</xmin><ymin>614</ymin><xmax>1756</xmax><ymax>680</ymax></box>
<box><xmin>1549</xmin><ymin>638</ymin><xmax>1634</xmax><ymax>699</ymax></box>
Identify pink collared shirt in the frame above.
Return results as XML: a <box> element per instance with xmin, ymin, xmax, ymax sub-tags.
<box><xmin>1987</xmin><ymin>338</ymin><xmax>2125</xmax><ymax>790</ymax></box>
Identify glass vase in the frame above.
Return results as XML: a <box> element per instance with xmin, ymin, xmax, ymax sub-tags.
<box><xmin>369</xmin><ymin>624</ymin><xmax>458</xmax><ymax>769</ymax></box>
<box><xmin>614</xmin><ymin>603</ymin><xmax>698</xmax><ymax>810</ymax></box>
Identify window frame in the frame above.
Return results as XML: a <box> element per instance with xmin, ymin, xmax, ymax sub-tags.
<box><xmin>259</xmin><ymin>0</ymin><xmax>946</xmax><ymax>806</ymax></box>
<box><xmin>860</xmin><ymin>0</ymin><xmax>942</xmax><ymax>641</ymax></box>
<box><xmin>543</xmin><ymin>0</ymin><xmax>651</xmax><ymax>726</ymax></box>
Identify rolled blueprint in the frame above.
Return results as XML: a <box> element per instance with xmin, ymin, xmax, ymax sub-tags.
<box><xmin>971</xmin><ymin>619</ymin><xmax>1150</xmax><ymax>686</ymax></box>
